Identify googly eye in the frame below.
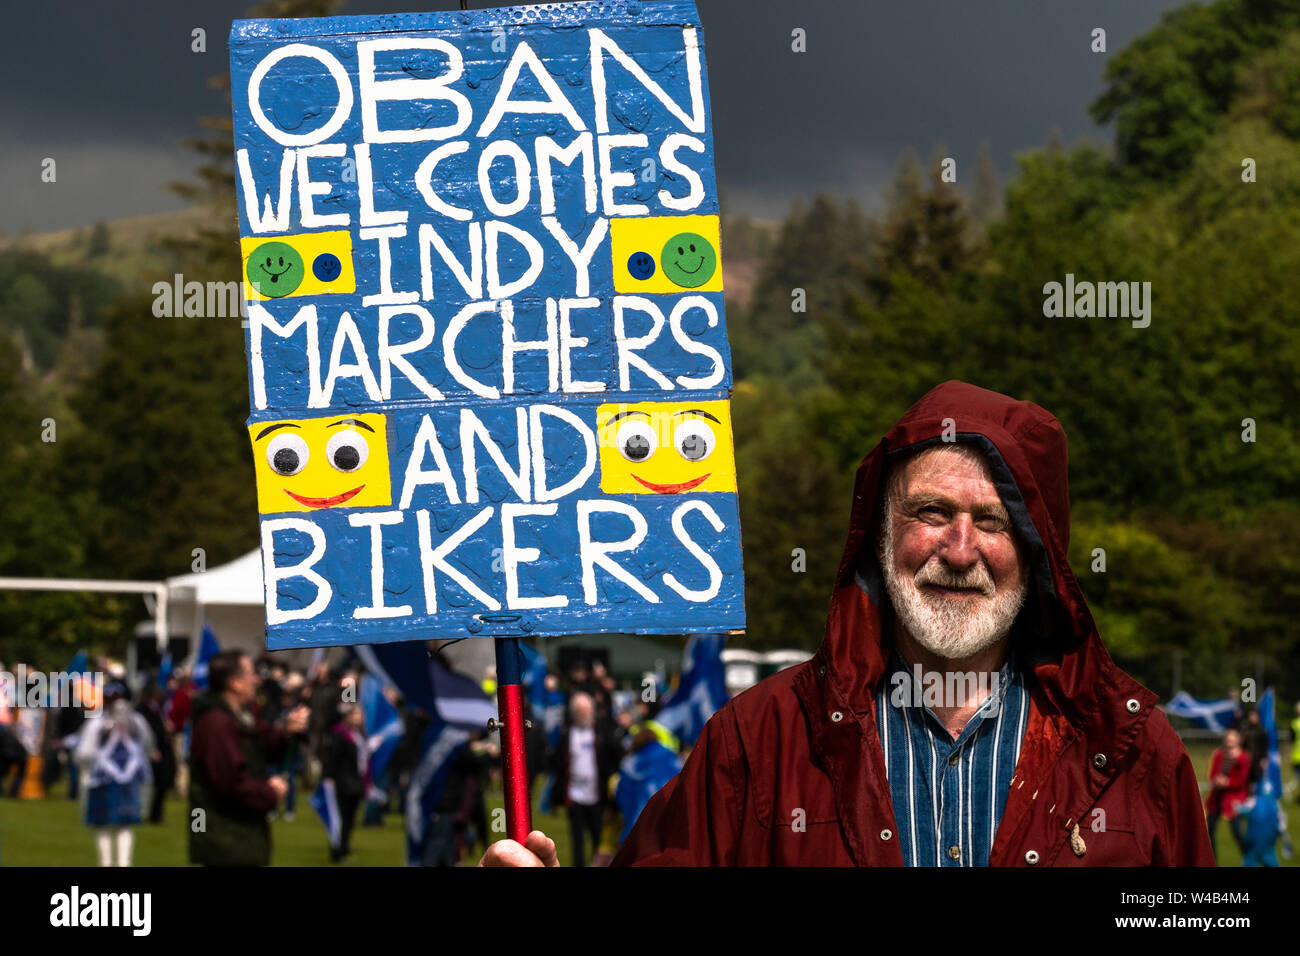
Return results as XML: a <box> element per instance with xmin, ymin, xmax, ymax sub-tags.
<box><xmin>674</xmin><ymin>420</ymin><xmax>715</xmax><ymax>462</ymax></box>
<box><xmin>326</xmin><ymin>429</ymin><xmax>369</xmax><ymax>473</ymax></box>
<box><xmin>266</xmin><ymin>432</ymin><xmax>308</xmax><ymax>476</ymax></box>
<box><xmin>615</xmin><ymin>420</ymin><xmax>657</xmax><ymax>463</ymax></box>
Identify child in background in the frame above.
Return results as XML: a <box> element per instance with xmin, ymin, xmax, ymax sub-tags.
<box><xmin>318</xmin><ymin>702</ymin><xmax>368</xmax><ymax>863</ymax></box>
<box><xmin>76</xmin><ymin>694</ymin><xmax>154</xmax><ymax>866</ymax></box>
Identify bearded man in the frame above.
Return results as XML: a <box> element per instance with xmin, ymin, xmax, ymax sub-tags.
<box><xmin>482</xmin><ymin>381</ymin><xmax>1214</xmax><ymax>867</ymax></box>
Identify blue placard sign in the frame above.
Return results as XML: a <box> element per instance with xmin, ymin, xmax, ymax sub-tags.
<box><xmin>229</xmin><ymin>0</ymin><xmax>743</xmax><ymax>649</ymax></box>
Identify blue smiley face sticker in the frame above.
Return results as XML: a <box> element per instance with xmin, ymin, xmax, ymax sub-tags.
<box><xmin>627</xmin><ymin>251</ymin><xmax>656</xmax><ymax>281</ymax></box>
<box><xmin>312</xmin><ymin>252</ymin><xmax>342</xmax><ymax>283</ymax></box>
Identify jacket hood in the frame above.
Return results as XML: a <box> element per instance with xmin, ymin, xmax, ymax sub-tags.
<box><xmin>813</xmin><ymin>379</ymin><xmax>1131</xmax><ymax>725</ymax></box>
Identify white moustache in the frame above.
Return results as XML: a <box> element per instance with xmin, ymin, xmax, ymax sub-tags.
<box><xmin>914</xmin><ymin>562</ymin><xmax>995</xmax><ymax>597</ymax></box>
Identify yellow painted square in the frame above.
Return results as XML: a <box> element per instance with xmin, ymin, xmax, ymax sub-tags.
<box><xmin>241</xmin><ymin>230</ymin><xmax>356</xmax><ymax>301</ymax></box>
<box><xmin>597</xmin><ymin>400</ymin><xmax>736</xmax><ymax>494</ymax></box>
<box><xmin>249</xmin><ymin>412</ymin><xmax>391</xmax><ymax>513</ymax></box>
<box><xmin>609</xmin><ymin>215</ymin><xmax>723</xmax><ymax>294</ymax></box>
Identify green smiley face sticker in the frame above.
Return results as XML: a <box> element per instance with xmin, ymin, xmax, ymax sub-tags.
<box><xmin>248</xmin><ymin>241</ymin><xmax>304</xmax><ymax>297</ymax></box>
<box><xmin>660</xmin><ymin>232</ymin><xmax>717</xmax><ymax>288</ymax></box>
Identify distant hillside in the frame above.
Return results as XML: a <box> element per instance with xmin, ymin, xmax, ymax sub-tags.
<box><xmin>0</xmin><ymin>208</ymin><xmax>214</xmax><ymax>289</ymax></box>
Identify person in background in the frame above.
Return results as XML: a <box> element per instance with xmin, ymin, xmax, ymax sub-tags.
<box><xmin>44</xmin><ymin>694</ymin><xmax>89</xmax><ymax>800</ymax></box>
<box><xmin>319</xmin><ymin>701</ymin><xmax>368</xmax><ymax>863</ymax></box>
<box><xmin>600</xmin><ymin>724</ymin><xmax>682</xmax><ymax>865</ymax></box>
<box><xmin>1238</xmin><ymin>707</ymin><xmax>1269</xmax><ymax>787</ymax></box>
<box><xmin>1291</xmin><ymin>703</ymin><xmax>1300</xmax><ymax>802</ymax></box>
<box><xmin>422</xmin><ymin>735</ymin><xmax>492</xmax><ymax>866</ymax></box>
<box><xmin>135</xmin><ymin>684</ymin><xmax>175</xmax><ymax>823</ymax></box>
<box><xmin>188</xmin><ymin>650</ymin><xmax>308</xmax><ymax>867</ymax></box>
<box><xmin>307</xmin><ymin>662</ymin><xmax>342</xmax><ymax>767</ymax></box>
<box><xmin>0</xmin><ymin>669</ymin><xmax>24</xmax><ymax>799</ymax></box>
<box><xmin>1236</xmin><ymin>783</ymin><xmax>1285</xmax><ymax>867</ymax></box>
<box><xmin>167</xmin><ymin>666</ymin><xmax>196</xmax><ymax>800</ymax></box>
<box><xmin>555</xmin><ymin>692</ymin><xmax>623</xmax><ymax>867</ymax></box>
<box><xmin>256</xmin><ymin>661</ymin><xmax>288</xmax><ymax>725</ymax></box>
<box><xmin>566</xmin><ymin>663</ymin><xmax>593</xmax><ymax>698</ymax></box>
<box><xmin>588</xmin><ymin>660</ymin><xmax>616</xmax><ymax>724</ymax></box>
<box><xmin>280</xmin><ymin>670</ymin><xmax>307</xmax><ymax>820</ymax></box>
<box><xmin>1205</xmin><ymin>727</ymin><xmax>1252</xmax><ymax>860</ymax></box>
<box><xmin>76</xmin><ymin>693</ymin><xmax>154</xmax><ymax>866</ymax></box>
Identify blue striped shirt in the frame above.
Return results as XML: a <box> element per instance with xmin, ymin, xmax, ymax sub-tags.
<box><xmin>873</xmin><ymin>649</ymin><xmax>1028</xmax><ymax>866</ymax></box>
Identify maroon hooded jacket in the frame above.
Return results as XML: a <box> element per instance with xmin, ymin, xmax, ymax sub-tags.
<box><xmin>614</xmin><ymin>381</ymin><xmax>1214</xmax><ymax>866</ymax></box>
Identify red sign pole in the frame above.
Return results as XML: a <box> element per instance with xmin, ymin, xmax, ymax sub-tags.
<box><xmin>493</xmin><ymin>636</ymin><xmax>532</xmax><ymax>844</ymax></box>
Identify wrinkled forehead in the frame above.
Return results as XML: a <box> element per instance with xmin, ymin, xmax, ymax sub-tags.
<box><xmin>890</xmin><ymin>445</ymin><xmax>1005</xmax><ymax>510</ymax></box>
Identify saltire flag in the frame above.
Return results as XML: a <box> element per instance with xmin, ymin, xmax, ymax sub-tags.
<box><xmin>429</xmin><ymin>656</ymin><xmax>497</xmax><ymax>732</ymax></box>
<box><xmin>1163</xmin><ymin>691</ymin><xmax>1236</xmax><ymax>732</ymax></box>
<box><xmin>519</xmin><ymin>642</ymin><xmax>565</xmax><ymax>747</ymax></box>
<box><xmin>519</xmin><ymin>642</ymin><xmax>549</xmax><ymax>713</ymax></box>
<box><xmin>1258</xmin><ymin>688</ymin><xmax>1283</xmax><ymax>798</ymax></box>
<box><xmin>355</xmin><ymin>641</ymin><xmax>471</xmax><ymax>865</ymax></box>
<box><xmin>192</xmin><ymin>626</ymin><xmax>222</xmax><ymax>689</ymax></box>
<box><xmin>656</xmin><ymin>634</ymin><xmax>729</xmax><ymax>746</ymax></box>
<box><xmin>361</xmin><ymin>674</ymin><xmax>403</xmax><ymax>782</ymax></box>
<box><xmin>310</xmin><ymin>778</ymin><xmax>342</xmax><ymax>850</ymax></box>
<box><xmin>615</xmin><ymin>740</ymin><xmax>682</xmax><ymax>842</ymax></box>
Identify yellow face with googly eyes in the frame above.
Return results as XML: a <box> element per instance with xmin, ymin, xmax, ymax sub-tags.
<box><xmin>248</xmin><ymin>413</ymin><xmax>392</xmax><ymax>513</ymax></box>
<box><xmin>597</xmin><ymin>400</ymin><xmax>737</xmax><ymax>494</ymax></box>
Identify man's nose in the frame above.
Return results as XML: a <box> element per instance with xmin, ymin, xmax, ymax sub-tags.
<box><xmin>938</xmin><ymin>514</ymin><xmax>980</xmax><ymax>570</ymax></box>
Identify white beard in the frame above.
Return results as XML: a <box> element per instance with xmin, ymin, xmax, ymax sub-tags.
<box><xmin>879</xmin><ymin>513</ymin><xmax>1029</xmax><ymax>661</ymax></box>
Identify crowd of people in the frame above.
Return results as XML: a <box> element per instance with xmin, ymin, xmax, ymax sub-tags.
<box><xmin>3</xmin><ymin>647</ymin><xmax>1297</xmax><ymax>867</ymax></box>
<box><xmin>1203</xmin><ymin>703</ymin><xmax>1297</xmax><ymax>867</ymax></box>
<box><xmin>0</xmin><ymin>649</ymin><xmax>685</xmax><ymax>868</ymax></box>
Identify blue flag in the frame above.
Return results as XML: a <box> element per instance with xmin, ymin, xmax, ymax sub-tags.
<box><xmin>1163</xmin><ymin>691</ymin><xmax>1236</xmax><ymax>732</ymax></box>
<box><xmin>310</xmin><ymin>779</ymin><xmax>342</xmax><ymax>850</ymax></box>
<box><xmin>361</xmin><ymin>675</ymin><xmax>402</xmax><ymax>782</ymax></box>
<box><xmin>429</xmin><ymin>658</ymin><xmax>497</xmax><ymax>733</ymax></box>
<box><xmin>156</xmin><ymin>652</ymin><xmax>173</xmax><ymax>689</ymax></box>
<box><xmin>192</xmin><ymin>626</ymin><xmax>221</xmax><ymax>689</ymax></box>
<box><xmin>355</xmin><ymin>642</ymin><xmax>471</xmax><ymax>866</ymax></box>
<box><xmin>615</xmin><ymin>741</ymin><xmax>682</xmax><ymax>842</ymax></box>
<box><xmin>1258</xmin><ymin>688</ymin><xmax>1283</xmax><ymax>798</ymax></box>
<box><xmin>519</xmin><ymin>642</ymin><xmax>549</xmax><ymax>714</ymax></box>
<box><xmin>519</xmin><ymin>642</ymin><xmax>565</xmax><ymax>746</ymax></box>
<box><xmin>656</xmin><ymin>634</ymin><xmax>728</xmax><ymax>746</ymax></box>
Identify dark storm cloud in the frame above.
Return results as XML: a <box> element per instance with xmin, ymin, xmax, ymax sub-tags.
<box><xmin>0</xmin><ymin>0</ymin><xmax>1184</xmax><ymax>233</ymax></box>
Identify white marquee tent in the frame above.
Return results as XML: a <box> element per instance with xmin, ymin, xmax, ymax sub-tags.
<box><xmin>157</xmin><ymin>549</ymin><xmax>268</xmax><ymax>661</ymax></box>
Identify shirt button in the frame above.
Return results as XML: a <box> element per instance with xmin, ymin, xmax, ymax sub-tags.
<box><xmin>830</xmin><ymin>711</ymin><xmax>843</xmax><ymax>723</ymax></box>
<box><xmin>880</xmin><ymin>829</ymin><xmax>893</xmax><ymax>841</ymax></box>
<box><xmin>1125</xmin><ymin>698</ymin><xmax>1140</xmax><ymax>713</ymax></box>
<box><xmin>1024</xmin><ymin>849</ymin><xmax>1040</xmax><ymax>865</ymax></box>
<box><xmin>947</xmin><ymin>845</ymin><xmax>961</xmax><ymax>861</ymax></box>
<box><xmin>1092</xmin><ymin>753</ymin><xmax>1107</xmax><ymax>769</ymax></box>
<box><xmin>948</xmin><ymin>752</ymin><xmax>959</xmax><ymax>766</ymax></box>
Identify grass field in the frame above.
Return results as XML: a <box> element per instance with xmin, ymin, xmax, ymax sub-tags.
<box><xmin>0</xmin><ymin>743</ymin><xmax>1293</xmax><ymax>866</ymax></box>
<box><xmin>0</xmin><ymin>775</ymin><xmax>572</xmax><ymax>867</ymax></box>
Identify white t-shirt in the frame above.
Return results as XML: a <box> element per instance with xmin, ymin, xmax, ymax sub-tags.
<box><xmin>567</xmin><ymin>726</ymin><xmax>599</xmax><ymax>806</ymax></box>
